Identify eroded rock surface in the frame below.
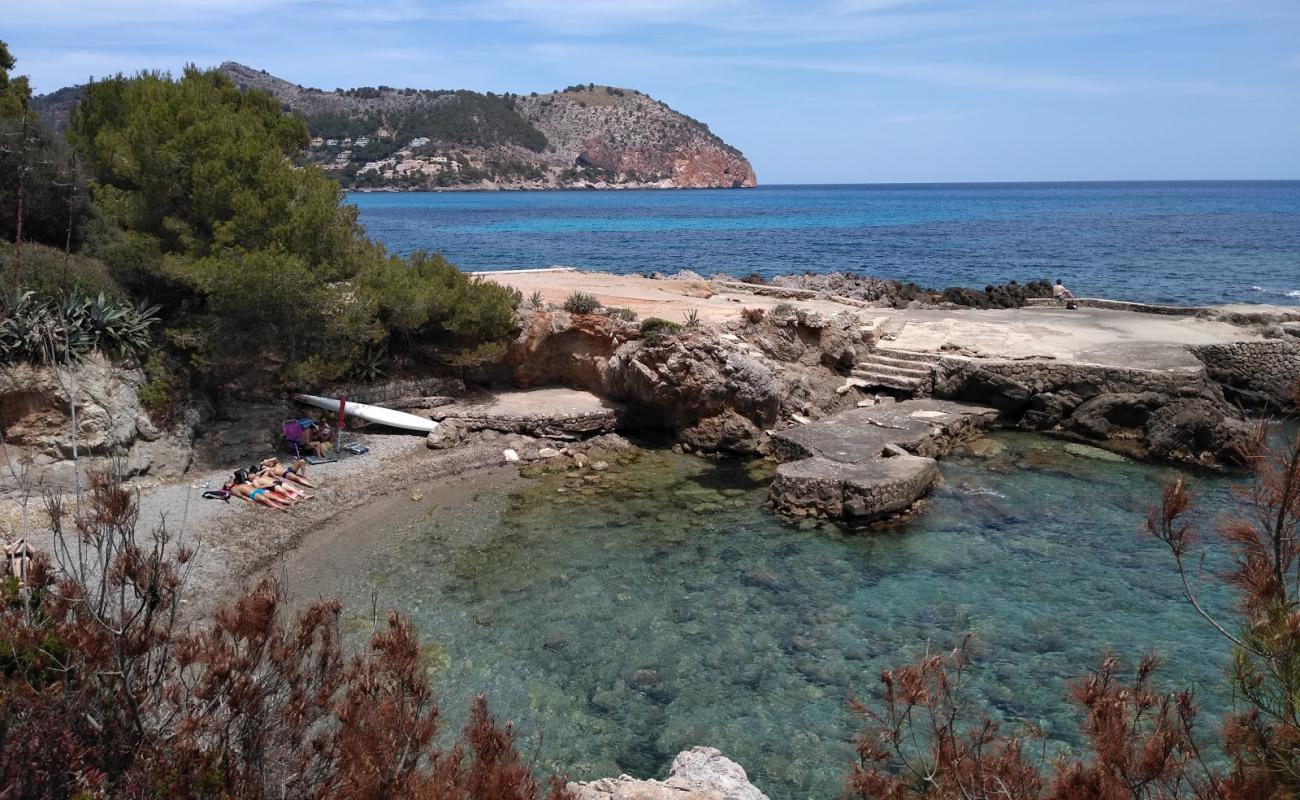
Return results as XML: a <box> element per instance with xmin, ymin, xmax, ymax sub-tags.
<box><xmin>498</xmin><ymin>310</ymin><xmax>783</xmax><ymax>453</ymax></box>
<box><xmin>768</xmin><ymin>400</ymin><xmax>998</xmax><ymax>521</ymax></box>
<box><xmin>570</xmin><ymin>747</ymin><xmax>769</xmax><ymax>800</ymax></box>
<box><xmin>0</xmin><ymin>355</ymin><xmax>194</xmax><ymax>491</ymax></box>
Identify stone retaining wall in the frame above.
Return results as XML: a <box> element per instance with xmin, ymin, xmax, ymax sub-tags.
<box><xmin>1022</xmin><ymin>297</ymin><xmax>1211</xmax><ymax>316</ymax></box>
<box><xmin>1191</xmin><ymin>340</ymin><xmax>1300</xmax><ymax>409</ymax></box>
<box><xmin>324</xmin><ymin>376</ymin><xmax>465</xmax><ymax>406</ymax></box>
<box><xmin>935</xmin><ymin>357</ymin><xmax>1207</xmax><ymax>400</ymax></box>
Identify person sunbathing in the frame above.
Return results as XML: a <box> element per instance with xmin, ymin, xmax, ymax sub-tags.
<box><xmin>260</xmin><ymin>457</ymin><xmax>317</xmax><ymax>488</ymax></box>
<box><xmin>224</xmin><ymin>480</ymin><xmax>291</xmax><ymax>511</ymax></box>
<box><xmin>249</xmin><ymin>471</ymin><xmax>313</xmax><ymax>502</ymax></box>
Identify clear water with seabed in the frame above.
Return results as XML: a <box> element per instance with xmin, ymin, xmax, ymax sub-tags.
<box><xmin>348</xmin><ymin>181</ymin><xmax>1300</xmax><ymax>306</ymax></box>
<box><xmin>295</xmin><ymin>433</ymin><xmax>1238</xmax><ymax>799</ymax></box>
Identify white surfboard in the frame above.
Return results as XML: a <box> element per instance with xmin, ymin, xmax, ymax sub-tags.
<box><xmin>293</xmin><ymin>393</ymin><xmax>439</xmax><ymax>433</ymax></box>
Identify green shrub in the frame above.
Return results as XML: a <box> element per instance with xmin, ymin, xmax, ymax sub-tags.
<box><xmin>683</xmin><ymin>309</ymin><xmax>701</xmax><ymax>329</ymax></box>
<box><xmin>616</xmin><ymin>307</ymin><xmax>638</xmax><ymax>322</ymax></box>
<box><xmin>563</xmin><ymin>292</ymin><xmax>600</xmax><ymax>314</ymax></box>
<box><xmin>528</xmin><ymin>290</ymin><xmax>545</xmax><ymax>310</ymax></box>
<box><xmin>639</xmin><ymin>316</ymin><xmax>683</xmax><ymax>343</ymax></box>
<box><xmin>138</xmin><ymin>351</ymin><xmax>188</xmax><ymax>426</ymax></box>
<box><xmin>66</xmin><ymin>68</ymin><xmax>516</xmax><ymax>390</ymax></box>
<box><xmin>0</xmin><ymin>241</ymin><xmax>122</xmax><ymax>301</ymax></box>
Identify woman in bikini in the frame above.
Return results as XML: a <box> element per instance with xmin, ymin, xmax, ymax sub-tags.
<box><xmin>259</xmin><ymin>457</ymin><xmax>317</xmax><ymax>488</ymax></box>
<box><xmin>224</xmin><ymin>480</ymin><xmax>291</xmax><ymax>511</ymax></box>
<box><xmin>248</xmin><ymin>470</ymin><xmax>313</xmax><ymax>502</ymax></box>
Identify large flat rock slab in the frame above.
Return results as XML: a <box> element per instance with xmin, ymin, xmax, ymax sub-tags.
<box><xmin>429</xmin><ymin>388</ymin><xmax>621</xmax><ymax>439</ymax></box>
<box><xmin>767</xmin><ymin>399</ymin><xmax>997</xmax><ymax>523</ymax></box>
<box><xmin>770</xmin><ymin>399</ymin><xmax>999</xmax><ymax>464</ymax></box>
<box><xmin>770</xmin><ymin>454</ymin><xmax>939</xmax><ymax>520</ymax></box>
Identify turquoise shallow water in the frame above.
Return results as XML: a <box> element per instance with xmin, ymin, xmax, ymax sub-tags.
<box><xmin>292</xmin><ymin>433</ymin><xmax>1237</xmax><ymax>799</ymax></box>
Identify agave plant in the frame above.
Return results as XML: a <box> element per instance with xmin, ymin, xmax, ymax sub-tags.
<box><xmin>0</xmin><ymin>289</ymin><xmax>159</xmax><ymax>365</ymax></box>
<box><xmin>349</xmin><ymin>344</ymin><xmax>390</xmax><ymax>383</ymax></box>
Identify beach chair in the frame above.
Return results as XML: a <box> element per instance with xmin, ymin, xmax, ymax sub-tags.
<box><xmin>283</xmin><ymin>418</ymin><xmax>336</xmax><ymax>464</ymax></box>
<box><xmin>283</xmin><ymin>419</ymin><xmax>307</xmax><ymax>459</ymax></box>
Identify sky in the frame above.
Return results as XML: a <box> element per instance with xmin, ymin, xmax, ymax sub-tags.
<box><xmin>5</xmin><ymin>0</ymin><xmax>1299</xmax><ymax>183</ymax></box>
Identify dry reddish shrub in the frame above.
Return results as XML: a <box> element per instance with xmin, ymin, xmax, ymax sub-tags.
<box><xmin>846</xmin><ymin>384</ymin><xmax>1300</xmax><ymax>800</ymax></box>
<box><xmin>0</xmin><ymin>469</ymin><xmax>572</xmax><ymax>800</ymax></box>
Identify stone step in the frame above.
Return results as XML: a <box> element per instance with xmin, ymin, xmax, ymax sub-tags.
<box><xmin>850</xmin><ymin>368</ymin><xmax>926</xmax><ymax>392</ymax></box>
<box><xmin>855</xmin><ymin>356</ymin><xmax>932</xmax><ymax>377</ymax></box>
<box><xmin>871</xmin><ymin>347</ymin><xmax>941</xmax><ymax>365</ymax></box>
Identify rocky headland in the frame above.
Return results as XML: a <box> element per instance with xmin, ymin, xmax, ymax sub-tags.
<box><xmin>32</xmin><ymin>64</ymin><xmax>758</xmax><ymax>192</ymax></box>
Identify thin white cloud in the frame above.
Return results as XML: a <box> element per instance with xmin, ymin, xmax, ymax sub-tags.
<box><xmin>8</xmin><ymin>0</ymin><xmax>307</xmax><ymax>25</ymax></box>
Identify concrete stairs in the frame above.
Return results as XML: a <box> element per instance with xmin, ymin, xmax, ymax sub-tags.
<box><xmin>851</xmin><ymin>348</ymin><xmax>942</xmax><ymax>396</ymax></box>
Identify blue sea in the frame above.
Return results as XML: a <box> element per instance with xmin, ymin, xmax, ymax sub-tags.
<box><xmin>348</xmin><ymin>181</ymin><xmax>1300</xmax><ymax>307</ymax></box>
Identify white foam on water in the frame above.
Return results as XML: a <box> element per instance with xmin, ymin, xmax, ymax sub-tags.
<box><xmin>1251</xmin><ymin>286</ymin><xmax>1300</xmax><ymax>298</ymax></box>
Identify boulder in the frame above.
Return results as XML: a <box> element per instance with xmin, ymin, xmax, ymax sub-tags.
<box><xmin>1146</xmin><ymin>398</ymin><xmax>1251</xmax><ymax>466</ymax></box>
<box><xmin>569</xmin><ymin>747</ymin><xmax>769</xmax><ymax>800</ymax></box>
<box><xmin>425</xmin><ymin>419</ymin><xmax>466</xmax><ymax>449</ymax></box>
<box><xmin>1066</xmin><ymin>392</ymin><xmax>1164</xmax><ymax>439</ymax></box>
<box><xmin>679</xmin><ymin>410</ymin><xmax>765</xmax><ymax>454</ymax></box>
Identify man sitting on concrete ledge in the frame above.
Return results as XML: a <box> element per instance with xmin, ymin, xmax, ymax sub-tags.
<box><xmin>1053</xmin><ymin>279</ymin><xmax>1078</xmax><ymax>309</ymax></box>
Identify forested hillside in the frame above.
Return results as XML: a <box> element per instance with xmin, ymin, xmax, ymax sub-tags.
<box><xmin>33</xmin><ymin>62</ymin><xmax>757</xmax><ymax>191</ymax></box>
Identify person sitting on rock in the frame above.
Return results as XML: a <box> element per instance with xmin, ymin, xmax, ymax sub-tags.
<box><xmin>1053</xmin><ymin>279</ymin><xmax>1074</xmax><ymax>301</ymax></box>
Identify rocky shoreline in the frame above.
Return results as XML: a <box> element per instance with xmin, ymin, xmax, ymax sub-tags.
<box><xmin>4</xmin><ymin>270</ymin><xmax>1298</xmax><ymax>526</ymax></box>
<box><xmin>3</xmin><ymin>270</ymin><xmax>1298</xmax><ymax>800</ymax></box>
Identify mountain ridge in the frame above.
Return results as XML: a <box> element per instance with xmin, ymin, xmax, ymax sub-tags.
<box><xmin>32</xmin><ymin>62</ymin><xmax>757</xmax><ymax>191</ymax></box>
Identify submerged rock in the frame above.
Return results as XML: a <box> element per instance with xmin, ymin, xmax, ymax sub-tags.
<box><xmin>1064</xmin><ymin>443</ymin><xmax>1129</xmax><ymax>462</ymax></box>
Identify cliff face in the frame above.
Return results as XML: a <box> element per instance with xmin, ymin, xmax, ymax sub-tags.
<box><xmin>513</xmin><ymin>86</ymin><xmax>756</xmax><ymax>189</ymax></box>
<box><xmin>222</xmin><ymin>63</ymin><xmax>756</xmax><ymax>191</ymax></box>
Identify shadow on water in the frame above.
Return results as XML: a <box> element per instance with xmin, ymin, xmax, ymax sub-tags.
<box><xmin>297</xmin><ymin>432</ymin><xmax>1241</xmax><ymax>800</ymax></box>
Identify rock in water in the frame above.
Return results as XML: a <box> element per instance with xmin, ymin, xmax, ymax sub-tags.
<box><xmin>1063</xmin><ymin>443</ymin><xmax>1129</xmax><ymax>462</ymax></box>
<box><xmin>569</xmin><ymin>746</ymin><xmax>770</xmax><ymax>800</ymax></box>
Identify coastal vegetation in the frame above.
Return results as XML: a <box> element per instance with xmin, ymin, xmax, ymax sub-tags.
<box><xmin>0</xmin><ymin>473</ymin><xmax>572</xmax><ymax>800</ymax></box>
<box><xmin>1</xmin><ymin>45</ymin><xmax>515</xmax><ymax>394</ymax></box>
<box><xmin>561</xmin><ymin>291</ymin><xmax>601</xmax><ymax>315</ymax></box>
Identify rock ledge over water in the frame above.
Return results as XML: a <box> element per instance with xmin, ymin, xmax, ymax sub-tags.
<box><xmin>768</xmin><ymin>399</ymin><xmax>998</xmax><ymax>521</ymax></box>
